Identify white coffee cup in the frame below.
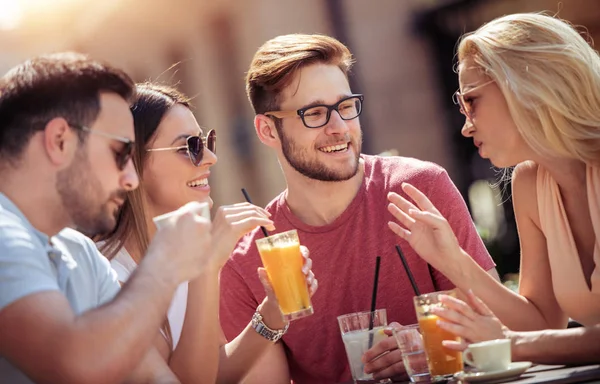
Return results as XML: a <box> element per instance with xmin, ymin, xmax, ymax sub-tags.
<box><xmin>152</xmin><ymin>202</ymin><xmax>211</xmax><ymax>229</ymax></box>
<box><xmin>463</xmin><ymin>339</ymin><xmax>511</xmax><ymax>372</ymax></box>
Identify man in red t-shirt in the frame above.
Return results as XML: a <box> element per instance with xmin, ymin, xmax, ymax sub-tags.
<box><xmin>220</xmin><ymin>34</ymin><xmax>499</xmax><ymax>384</ymax></box>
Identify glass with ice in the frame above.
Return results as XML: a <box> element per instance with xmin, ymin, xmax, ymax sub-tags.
<box><xmin>337</xmin><ymin>309</ymin><xmax>391</xmax><ymax>383</ymax></box>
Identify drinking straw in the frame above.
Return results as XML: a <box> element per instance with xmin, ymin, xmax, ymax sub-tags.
<box><xmin>241</xmin><ymin>188</ymin><xmax>270</xmax><ymax>238</ymax></box>
<box><xmin>368</xmin><ymin>256</ymin><xmax>382</xmax><ymax>348</ymax></box>
<box><xmin>395</xmin><ymin>245</ymin><xmax>421</xmax><ymax>296</ymax></box>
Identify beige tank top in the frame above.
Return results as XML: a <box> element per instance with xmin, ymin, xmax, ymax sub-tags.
<box><xmin>537</xmin><ymin>164</ymin><xmax>600</xmax><ymax>325</ymax></box>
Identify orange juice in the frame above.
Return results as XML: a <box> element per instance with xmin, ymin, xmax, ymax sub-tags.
<box><xmin>256</xmin><ymin>230</ymin><xmax>313</xmax><ymax>320</ymax></box>
<box><xmin>418</xmin><ymin>314</ymin><xmax>463</xmax><ymax>377</ymax></box>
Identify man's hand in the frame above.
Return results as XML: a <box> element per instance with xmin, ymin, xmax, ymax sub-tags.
<box><xmin>362</xmin><ymin>322</ymin><xmax>408</xmax><ymax>381</ymax></box>
<box><xmin>145</xmin><ymin>201</ymin><xmax>214</xmax><ymax>285</ymax></box>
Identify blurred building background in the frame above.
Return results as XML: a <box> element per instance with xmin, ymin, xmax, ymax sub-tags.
<box><xmin>1</xmin><ymin>0</ymin><xmax>599</xmax><ymax>278</ymax></box>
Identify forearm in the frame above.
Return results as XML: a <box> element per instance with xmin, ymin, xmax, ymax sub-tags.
<box><xmin>217</xmin><ymin>324</ymin><xmax>275</xmax><ymax>384</ymax></box>
<box><xmin>124</xmin><ymin>347</ymin><xmax>181</xmax><ymax>384</ymax></box>
<box><xmin>510</xmin><ymin>325</ymin><xmax>600</xmax><ymax>364</ymax></box>
<box><xmin>65</xmin><ymin>261</ymin><xmax>178</xmax><ymax>383</ymax></box>
<box><xmin>169</xmin><ymin>264</ymin><xmax>221</xmax><ymax>383</ymax></box>
<box><xmin>450</xmin><ymin>249</ymin><xmax>551</xmax><ymax>330</ymax></box>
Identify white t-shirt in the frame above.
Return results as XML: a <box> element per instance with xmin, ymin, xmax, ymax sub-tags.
<box><xmin>111</xmin><ymin>248</ymin><xmax>188</xmax><ymax>350</ymax></box>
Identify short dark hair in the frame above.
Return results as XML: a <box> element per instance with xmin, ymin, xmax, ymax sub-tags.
<box><xmin>0</xmin><ymin>52</ymin><xmax>135</xmax><ymax>163</ymax></box>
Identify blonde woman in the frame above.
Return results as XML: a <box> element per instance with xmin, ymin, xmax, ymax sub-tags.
<box><xmin>387</xmin><ymin>13</ymin><xmax>600</xmax><ymax>363</ymax></box>
<box><xmin>98</xmin><ymin>83</ymin><xmax>317</xmax><ymax>382</ymax></box>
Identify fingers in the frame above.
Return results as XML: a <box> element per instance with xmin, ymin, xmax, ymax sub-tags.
<box><xmin>401</xmin><ymin>183</ymin><xmax>441</xmax><ymax>215</ymax></box>
<box><xmin>387</xmin><ymin>221</ymin><xmax>411</xmax><ymax>240</ymax></box>
<box><xmin>218</xmin><ymin>202</ymin><xmax>271</xmax><ymax>217</ymax></box>
<box><xmin>362</xmin><ymin>335</ymin><xmax>396</xmax><ymax>363</ymax></box>
<box><xmin>438</xmin><ymin>295</ymin><xmax>477</xmax><ymax>321</ymax></box>
<box><xmin>364</xmin><ymin>348</ymin><xmax>405</xmax><ymax>378</ymax></box>
<box><xmin>387</xmin><ymin>202</ymin><xmax>416</xmax><ymax>230</ymax></box>
<box><xmin>466</xmin><ymin>289</ymin><xmax>494</xmax><ymax>317</ymax></box>
<box><xmin>372</xmin><ymin>359</ymin><xmax>407</xmax><ymax>381</ymax></box>
<box><xmin>436</xmin><ymin>319</ymin><xmax>470</xmax><ymax>342</ymax></box>
<box><xmin>442</xmin><ymin>339</ymin><xmax>469</xmax><ymax>351</ymax></box>
<box><xmin>387</xmin><ymin>192</ymin><xmax>445</xmax><ymax>233</ymax></box>
<box><xmin>387</xmin><ymin>191</ymin><xmax>419</xmax><ymax>213</ymax></box>
<box><xmin>214</xmin><ymin>204</ymin><xmax>274</xmax><ymax>228</ymax></box>
<box><xmin>300</xmin><ymin>245</ymin><xmax>309</xmax><ymax>259</ymax></box>
<box><xmin>307</xmin><ymin>271</ymin><xmax>318</xmax><ymax>296</ymax></box>
<box><xmin>257</xmin><ymin>267</ymin><xmax>277</xmax><ymax>301</ymax></box>
<box><xmin>384</xmin><ymin>322</ymin><xmax>403</xmax><ymax>337</ymax></box>
<box><xmin>230</xmin><ymin>215</ymin><xmax>276</xmax><ymax>232</ymax></box>
<box><xmin>301</xmin><ymin>256</ymin><xmax>312</xmax><ymax>275</ymax></box>
<box><xmin>431</xmin><ymin>307</ymin><xmax>471</xmax><ymax>327</ymax></box>
<box><xmin>407</xmin><ymin>209</ymin><xmax>446</xmax><ymax>229</ymax></box>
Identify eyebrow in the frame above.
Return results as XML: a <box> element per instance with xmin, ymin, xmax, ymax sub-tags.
<box><xmin>461</xmin><ymin>81</ymin><xmax>483</xmax><ymax>92</ymax></box>
<box><xmin>171</xmin><ymin>134</ymin><xmax>191</xmax><ymax>145</ymax></box>
<box><xmin>299</xmin><ymin>94</ymin><xmax>353</xmax><ymax>110</ymax></box>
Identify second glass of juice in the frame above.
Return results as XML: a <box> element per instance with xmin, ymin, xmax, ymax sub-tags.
<box><xmin>255</xmin><ymin>229</ymin><xmax>313</xmax><ymax>320</ymax></box>
<box><xmin>413</xmin><ymin>290</ymin><xmax>463</xmax><ymax>381</ymax></box>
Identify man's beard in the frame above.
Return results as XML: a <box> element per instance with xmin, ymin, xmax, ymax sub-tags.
<box><xmin>56</xmin><ymin>148</ymin><xmax>125</xmax><ymax>236</ymax></box>
<box><xmin>278</xmin><ymin>126</ymin><xmax>362</xmax><ymax>182</ymax></box>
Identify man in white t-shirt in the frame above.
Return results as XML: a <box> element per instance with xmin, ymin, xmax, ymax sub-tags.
<box><xmin>0</xmin><ymin>53</ymin><xmax>214</xmax><ymax>383</ymax></box>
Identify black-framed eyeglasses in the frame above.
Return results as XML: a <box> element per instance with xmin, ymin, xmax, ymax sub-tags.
<box><xmin>264</xmin><ymin>94</ymin><xmax>364</xmax><ymax>128</ymax></box>
<box><xmin>70</xmin><ymin>124</ymin><xmax>134</xmax><ymax>171</ymax></box>
<box><xmin>147</xmin><ymin>129</ymin><xmax>216</xmax><ymax>166</ymax></box>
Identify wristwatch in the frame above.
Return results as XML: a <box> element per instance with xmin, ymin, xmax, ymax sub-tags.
<box><xmin>251</xmin><ymin>310</ymin><xmax>289</xmax><ymax>342</ymax></box>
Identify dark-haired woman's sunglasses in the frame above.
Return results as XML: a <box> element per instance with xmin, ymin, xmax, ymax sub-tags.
<box><xmin>147</xmin><ymin>129</ymin><xmax>216</xmax><ymax>166</ymax></box>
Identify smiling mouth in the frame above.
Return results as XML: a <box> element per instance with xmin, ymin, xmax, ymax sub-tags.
<box><xmin>187</xmin><ymin>178</ymin><xmax>208</xmax><ymax>187</ymax></box>
<box><xmin>319</xmin><ymin>142</ymin><xmax>349</xmax><ymax>153</ymax></box>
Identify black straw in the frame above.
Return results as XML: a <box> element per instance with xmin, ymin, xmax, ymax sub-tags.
<box><xmin>241</xmin><ymin>188</ymin><xmax>270</xmax><ymax>238</ymax></box>
<box><xmin>368</xmin><ymin>256</ymin><xmax>382</xmax><ymax>348</ymax></box>
<box><xmin>395</xmin><ymin>245</ymin><xmax>421</xmax><ymax>296</ymax></box>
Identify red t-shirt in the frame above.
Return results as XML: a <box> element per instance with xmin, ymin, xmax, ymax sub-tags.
<box><xmin>220</xmin><ymin>155</ymin><xmax>495</xmax><ymax>384</ymax></box>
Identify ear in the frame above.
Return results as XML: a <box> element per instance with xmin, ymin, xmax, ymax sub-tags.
<box><xmin>254</xmin><ymin>114</ymin><xmax>280</xmax><ymax>148</ymax></box>
<box><xmin>43</xmin><ymin>117</ymin><xmax>79</xmax><ymax>167</ymax></box>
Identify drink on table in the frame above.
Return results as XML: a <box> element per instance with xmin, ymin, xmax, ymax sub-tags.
<box><xmin>338</xmin><ymin>309</ymin><xmax>391</xmax><ymax>383</ymax></box>
<box><xmin>256</xmin><ymin>229</ymin><xmax>313</xmax><ymax>320</ymax></box>
<box><xmin>393</xmin><ymin>324</ymin><xmax>430</xmax><ymax>382</ymax></box>
<box><xmin>413</xmin><ymin>290</ymin><xmax>463</xmax><ymax>381</ymax></box>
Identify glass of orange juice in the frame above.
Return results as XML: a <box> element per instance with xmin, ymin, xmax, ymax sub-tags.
<box><xmin>413</xmin><ymin>290</ymin><xmax>463</xmax><ymax>381</ymax></box>
<box><xmin>255</xmin><ymin>230</ymin><xmax>313</xmax><ymax>321</ymax></box>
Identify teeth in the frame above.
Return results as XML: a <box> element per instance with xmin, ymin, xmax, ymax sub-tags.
<box><xmin>187</xmin><ymin>178</ymin><xmax>208</xmax><ymax>187</ymax></box>
<box><xmin>320</xmin><ymin>143</ymin><xmax>349</xmax><ymax>153</ymax></box>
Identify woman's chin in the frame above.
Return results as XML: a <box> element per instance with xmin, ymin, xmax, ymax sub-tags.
<box><xmin>192</xmin><ymin>196</ymin><xmax>213</xmax><ymax>209</ymax></box>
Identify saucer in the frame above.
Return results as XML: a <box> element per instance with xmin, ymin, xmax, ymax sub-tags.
<box><xmin>454</xmin><ymin>362</ymin><xmax>533</xmax><ymax>383</ymax></box>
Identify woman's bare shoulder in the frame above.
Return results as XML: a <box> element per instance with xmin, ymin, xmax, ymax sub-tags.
<box><xmin>511</xmin><ymin>161</ymin><xmax>540</xmax><ymax>224</ymax></box>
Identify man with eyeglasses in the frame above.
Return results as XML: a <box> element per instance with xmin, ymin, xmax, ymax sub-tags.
<box><xmin>0</xmin><ymin>53</ymin><xmax>215</xmax><ymax>383</ymax></box>
<box><xmin>219</xmin><ymin>34</ymin><xmax>500</xmax><ymax>384</ymax></box>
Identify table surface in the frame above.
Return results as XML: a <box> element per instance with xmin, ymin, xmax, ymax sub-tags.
<box><xmin>338</xmin><ymin>363</ymin><xmax>600</xmax><ymax>384</ymax></box>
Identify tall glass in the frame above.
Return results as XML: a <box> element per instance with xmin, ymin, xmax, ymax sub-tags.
<box><xmin>255</xmin><ymin>230</ymin><xmax>313</xmax><ymax>320</ymax></box>
<box><xmin>337</xmin><ymin>309</ymin><xmax>391</xmax><ymax>383</ymax></box>
<box><xmin>413</xmin><ymin>290</ymin><xmax>463</xmax><ymax>381</ymax></box>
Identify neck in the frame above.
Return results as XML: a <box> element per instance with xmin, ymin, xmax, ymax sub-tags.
<box><xmin>284</xmin><ymin>158</ymin><xmax>365</xmax><ymax>226</ymax></box>
<box><xmin>0</xmin><ymin>169</ymin><xmax>69</xmax><ymax>237</ymax></box>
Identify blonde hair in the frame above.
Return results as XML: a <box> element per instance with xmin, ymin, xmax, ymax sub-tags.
<box><xmin>457</xmin><ymin>13</ymin><xmax>600</xmax><ymax>165</ymax></box>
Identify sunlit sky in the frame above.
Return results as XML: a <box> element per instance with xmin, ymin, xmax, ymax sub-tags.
<box><xmin>0</xmin><ymin>0</ymin><xmax>84</xmax><ymax>30</ymax></box>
